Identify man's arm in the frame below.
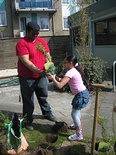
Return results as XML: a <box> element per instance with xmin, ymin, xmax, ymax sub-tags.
<box><xmin>19</xmin><ymin>54</ymin><xmax>45</xmax><ymax>75</ymax></box>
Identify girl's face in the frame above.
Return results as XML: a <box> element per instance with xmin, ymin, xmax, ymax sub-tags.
<box><xmin>63</xmin><ymin>59</ymin><xmax>71</xmax><ymax>70</ymax></box>
<box><xmin>64</xmin><ymin>58</ymin><xmax>75</xmax><ymax>70</ymax></box>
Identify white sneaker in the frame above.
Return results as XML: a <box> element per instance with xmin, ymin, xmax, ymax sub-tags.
<box><xmin>70</xmin><ymin>124</ymin><xmax>76</xmax><ymax>129</ymax></box>
<box><xmin>68</xmin><ymin>132</ymin><xmax>83</xmax><ymax>141</ymax></box>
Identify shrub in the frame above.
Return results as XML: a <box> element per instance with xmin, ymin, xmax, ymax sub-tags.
<box><xmin>78</xmin><ymin>56</ymin><xmax>106</xmax><ymax>90</ymax></box>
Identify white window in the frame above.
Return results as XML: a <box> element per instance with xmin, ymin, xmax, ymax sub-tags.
<box><xmin>40</xmin><ymin>17</ymin><xmax>49</xmax><ymax>30</ymax></box>
<box><xmin>20</xmin><ymin>17</ymin><xmax>26</xmax><ymax>31</ymax></box>
<box><xmin>0</xmin><ymin>11</ymin><xmax>7</xmax><ymax>26</ymax></box>
<box><xmin>63</xmin><ymin>17</ymin><xmax>69</xmax><ymax>29</ymax></box>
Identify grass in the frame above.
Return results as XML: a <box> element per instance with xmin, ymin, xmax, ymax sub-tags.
<box><xmin>22</xmin><ymin>128</ymin><xmax>74</xmax><ymax>148</ymax></box>
<box><xmin>22</xmin><ymin>128</ymin><xmax>45</xmax><ymax>148</ymax></box>
<box><xmin>0</xmin><ymin>112</ymin><xmax>115</xmax><ymax>155</ymax></box>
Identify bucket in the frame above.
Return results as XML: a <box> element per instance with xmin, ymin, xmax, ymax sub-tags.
<box><xmin>20</xmin><ymin>32</ymin><xmax>24</xmax><ymax>38</ymax></box>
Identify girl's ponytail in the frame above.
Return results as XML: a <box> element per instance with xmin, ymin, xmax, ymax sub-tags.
<box><xmin>75</xmin><ymin>65</ymin><xmax>89</xmax><ymax>91</ymax></box>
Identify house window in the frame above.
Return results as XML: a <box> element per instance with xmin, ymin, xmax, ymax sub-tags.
<box><xmin>0</xmin><ymin>11</ymin><xmax>7</xmax><ymax>26</ymax></box>
<box><xmin>63</xmin><ymin>17</ymin><xmax>69</xmax><ymax>29</ymax></box>
<box><xmin>40</xmin><ymin>17</ymin><xmax>49</xmax><ymax>30</ymax></box>
<box><xmin>20</xmin><ymin>17</ymin><xmax>26</xmax><ymax>31</ymax></box>
<box><xmin>62</xmin><ymin>0</ymin><xmax>69</xmax><ymax>4</ymax></box>
<box><xmin>95</xmin><ymin>17</ymin><xmax>116</xmax><ymax>45</ymax></box>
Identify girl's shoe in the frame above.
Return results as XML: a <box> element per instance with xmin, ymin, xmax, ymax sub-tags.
<box><xmin>70</xmin><ymin>124</ymin><xmax>76</xmax><ymax>129</ymax></box>
<box><xmin>68</xmin><ymin>132</ymin><xmax>83</xmax><ymax>141</ymax></box>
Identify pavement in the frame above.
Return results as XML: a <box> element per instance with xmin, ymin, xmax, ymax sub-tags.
<box><xmin>0</xmin><ymin>80</ymin><xmax>116</xmax><ymax>139</ymax></box>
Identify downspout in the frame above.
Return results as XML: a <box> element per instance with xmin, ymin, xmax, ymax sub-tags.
<box><xmin>52</xmin><ymin>15</ymin><xmax>55</xmax><ymax>36</ymax></box>
<box><xmin>89</xmin><ymin>16</ymin><xmax>95</xmax><ymax>55</ymax></box>
<box><xmin>69</xmin><ymin>22</ymin><xmax>73</xmax><ymax>55</ymax></box>
<box><xmin>10</xmin><ymin>0</ymin><xmax>14</xmax><ymax>38</ymax></box>
<box><xmin>69</xmin><ymin>27</ymin><xmax>73</xmax><ymax>55</ymax></box>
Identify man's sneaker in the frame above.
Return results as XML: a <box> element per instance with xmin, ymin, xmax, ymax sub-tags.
<box><xmin>68</xmin><ymin>132</ymin><xmax>83</xmax><ymax>141</ymax></box>
<box><xmin>25</xmin><ymin>123</ymin><xmax>34</xmax><ymax>131</ymax></box>
<box><xmin>44</xmin><ymin>114</ymin><xmax>57</xmax><ymax>122</ymax></box>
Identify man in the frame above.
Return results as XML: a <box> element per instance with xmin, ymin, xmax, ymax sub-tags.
<box><xmin>16</xmin><ymin>22</ymin><xmax>57</xmax><ymax>130</ymax></box>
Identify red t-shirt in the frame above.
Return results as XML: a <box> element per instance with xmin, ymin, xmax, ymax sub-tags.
<box><xmin>16</xmin><ymin>36</ymin><xmax>50</xmax><ymax>78</ymax></box>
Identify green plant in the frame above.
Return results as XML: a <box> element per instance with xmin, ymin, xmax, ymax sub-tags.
<box><xmin>37</xmin><ymin>43</ymin><xmax>55</xmax><ymax>75</ymax></box>
<box><xmin>0</xmin><ymin>113</ymin><xmax>9</xmax><ymax>130</ymax></box>
<box><xmin>97</xmin><ymin>116</ymin><xmax>108</xmax><ymax>141</ymax></box>
<box><xmin>44</xmin><ymin>62</ymin><xmax>55</xmax><ymax>75</ymax></box>
<box><xmin>37</xmin><ymin>43</ymin><xmax>51</xmax><ymax>61</ymax></box>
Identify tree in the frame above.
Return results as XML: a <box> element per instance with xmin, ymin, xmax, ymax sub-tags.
<box><xmin>69</xmin><ymin>0</ymin><xmax>106</xmax><ymax>88</ymax></box>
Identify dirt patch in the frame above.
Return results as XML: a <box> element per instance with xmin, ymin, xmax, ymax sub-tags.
<box><xmin>52</xmin><ymin>121</ymin><xmax>68</xmax><ymax>133</ymax></box>
<box><xmin>45</xmin><ymin>134</ymin><xmax>58</xmax><ymax>143</ymax></box>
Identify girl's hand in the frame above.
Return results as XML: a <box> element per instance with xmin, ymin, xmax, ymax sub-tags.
<box><xmin>47</xmin><ymin>73</ymin><xmax>56</xmax><ymax>81</ymax></box>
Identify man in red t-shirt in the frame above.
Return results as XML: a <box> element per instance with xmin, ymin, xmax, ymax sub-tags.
<box><xmin>16</xmin><ymin>22</ymin><xmax>57</xmax><ymax>130</ymax></box>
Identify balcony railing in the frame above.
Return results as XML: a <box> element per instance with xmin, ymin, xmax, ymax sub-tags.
<box><xmin>19</xmin><ymin>1</ymin><xmax>52</xmax><ymax>9</ymax></box>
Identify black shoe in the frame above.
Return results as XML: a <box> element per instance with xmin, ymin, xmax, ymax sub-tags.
<box><xmin>25</xmin><ymin>123</ymin><xmax>34</xmax><ymax>131</ymax></box>
<box><xmin>44</xmin><ymin>114</ymin><xmax>57</xmax><ymax>122</ymax></box>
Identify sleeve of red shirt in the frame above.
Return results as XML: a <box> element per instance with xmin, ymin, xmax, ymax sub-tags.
<box><xmin>16</xmin><ymin>39</ymin><xmax>29</xmax><ymax>56</ymax></box>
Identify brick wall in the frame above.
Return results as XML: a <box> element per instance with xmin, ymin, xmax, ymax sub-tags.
<box><xmin>0</xmin><ymin>36</ymin><xmax>70</xmax><ymax>70</ymax></box>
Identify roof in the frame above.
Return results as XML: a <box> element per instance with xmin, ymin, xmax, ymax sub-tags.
<box><xmin>68</xmin><ymin>0</ymin><xmax>116</xmax><ymax>26</ymax></box>
<box><xmin>88</xmin><ymin>0</ymin><xmax>116</xmax><ymax>14</ymax></box>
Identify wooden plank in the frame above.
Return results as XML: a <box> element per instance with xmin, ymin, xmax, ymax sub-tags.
<box><xmin>0</xmin><ymin>69</ymin><xmax>18</xmax><ymax>79</ymax></box>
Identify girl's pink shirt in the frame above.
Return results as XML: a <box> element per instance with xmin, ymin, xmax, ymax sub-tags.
<box><xmin>65</xmin><ymin>67</ymin><xmax>86</xmax><ymax>95</ymax></box>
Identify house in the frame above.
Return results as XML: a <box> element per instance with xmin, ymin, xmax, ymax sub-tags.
<box><xmin>0</xmin><ymin>0</ymin><xmax>79</xmax><ymax>69</ymax></box>
<box><xmin>69</xmin><ymin>0</ymin><xmax>116</xmax><ymax>69</ymax></box>
<box><xmin>0</xmin><ymin>0</ymin><xmax>79</xmax><ymax>38</ymax></box>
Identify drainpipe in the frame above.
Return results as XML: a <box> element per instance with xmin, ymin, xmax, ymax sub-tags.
<box><xmin>52</xmin><ymin>15</ymin><xmax>55</xmax><ymax>36</ymax></box>
<box><xmin>69</xmin><ymin>23</ymin><xmax>73</xmax><ymax>55</ymax></box>
<box><xmin>89</xmin><ymin>17</ymin><xmax>92</xmax><ymax>53</ymax></box>
<box><xmin>10</xmin><ymin>0</ymin><xmax>14</xmax><ymax>37</ymax></box>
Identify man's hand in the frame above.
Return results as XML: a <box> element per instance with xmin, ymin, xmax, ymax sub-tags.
<box><xmin>38</xmin><ymin>70</ymin><xmax>47</xmax><ymax>77</ymax></box>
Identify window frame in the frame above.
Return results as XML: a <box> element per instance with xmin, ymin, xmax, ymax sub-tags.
<box><xmin>0</xmin><ymin>11</ymin><xmax>7</xmax><ymax>26</ymax></box>
<box><xmin>63</xmin><ymin>17</ymin><xmax>69</xmax><ymax>30</ymax></box>
<box><xmin>95</xmin><ymin>17</ymin><xmax>116</xmax><ymax>45</ymax></box>
<box><xmin>39</xmin><ymin>16</ymin><xmax>49</xmax><ymax>31</ymax></box>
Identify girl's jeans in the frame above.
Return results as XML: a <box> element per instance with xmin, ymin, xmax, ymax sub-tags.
<box><xmin>71</xmin><ymin>108</ymin><xmax>81</xmax><ymax>127</ymax></box>
<box><xmin>19</xmin><ymin>76</ymin><xmax>52</xmax><ymax>123</ymax></box>
<box><xmin>71</xmin><ymin>89</ymin><xmax>89</xmax><ymax>127</ymax></box>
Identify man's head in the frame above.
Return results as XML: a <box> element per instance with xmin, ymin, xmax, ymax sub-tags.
<box><xmin>26</xmin><ymin>22</ymin><xmax>40</xmax><ymax>41</ymax></box>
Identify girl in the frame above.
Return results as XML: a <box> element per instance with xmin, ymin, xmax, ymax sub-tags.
<box><xmin>47</xmin><ymin>55</ymin><xmax>89</xmax><ymax>141</ymax></box>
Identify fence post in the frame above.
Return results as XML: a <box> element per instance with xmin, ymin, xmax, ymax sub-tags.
<box><xmin>91</xmin><ymin>83</ymin><xmax>105</xmax><ymax>155</ymax></box>
<box><xmin>113</xmin><ymin>61</ymin><xmax>116</xmax><ymax>92</ymax></box>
